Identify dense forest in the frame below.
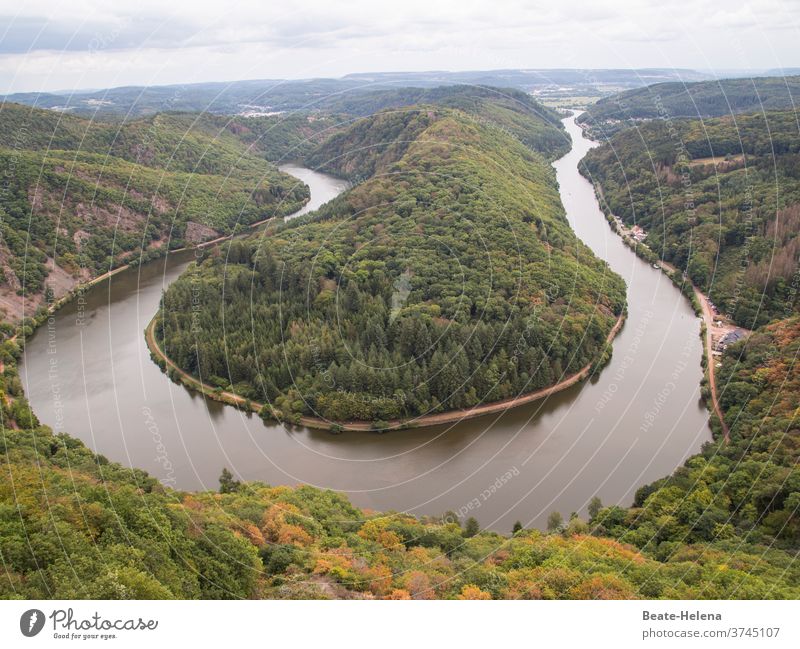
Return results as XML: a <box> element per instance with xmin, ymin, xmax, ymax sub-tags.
<box><xmin>307</xmin><ymin>86</ymin><xmax>570</xmax><ymax>160</ymax></box>
<box><xmin>0</xmin><ymin>86</ymin><xmax>564</xmax><ymax>323</ymax></box>
<box><xmin>1</xmin><ymin>427</ymin><xmax>796</xmax><ymax>599</ymax></box>
<box><xmin>156</xmin><ymin>104</ymin><xmax>625</xmax><ymax>424</ymax></box>
<box><xmin>2</xmin><ymin>308</ymin><xmax>798</xmax><ymax>599</ymax></box>
<box><xmin>578</xmin><ymin>75</ymin><xmax>800</xmax><ymax>137</ymax></box>
<box><xmin>0</xmin><ymin>103</ymin><xmax>312</xmax><ymax>320</ymax></box>
<box><xmin>581</xmin><ymin>110</ymin><xmax>800</xmax><ymax>329</ymax></box>
<box><xmin>1</xmin><ymin>309</ymin><xmax>798</xmax><ymax>598</ymax></box>
<box><xmin>1</xmin><ymin>83</ymin><xmax>799</xmax><ymax>599</ymax></box>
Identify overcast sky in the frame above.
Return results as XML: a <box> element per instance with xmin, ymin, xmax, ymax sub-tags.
<box><xmin>1</xmin><ymin>0</ymin><xmax>799</xmax><ymax>93</ymax></box>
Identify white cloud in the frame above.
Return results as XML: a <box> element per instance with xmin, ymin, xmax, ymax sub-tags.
<box><xmin>0</xmin><ymin>0</ymin><xmax>799</xmax><ymax>92</ymax></box>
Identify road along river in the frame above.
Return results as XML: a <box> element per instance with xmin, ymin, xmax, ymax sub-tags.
<box><xmin>20</xmin><ymin>123</ymin><xmax>710</xmax><ymax>531</ymax></box>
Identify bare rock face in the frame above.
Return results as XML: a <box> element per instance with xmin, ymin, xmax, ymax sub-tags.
<box><xmin>185</xmin><ymin>221</ymin><xmax>220</xmax><ymax>244</ymax></box>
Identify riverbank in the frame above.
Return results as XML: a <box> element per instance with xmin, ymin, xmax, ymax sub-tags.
<box><xmin>145</xmin><ymin>310</ymin><xmax>626</xmax><ymax>432</ymax></box>
<box><xmin>20</xmin><ymin>129</ymin><xmax>708</xmax><ymax>526</ymax></box>
<box><xmin>586</xmin><ymin>168</ymin><xmax>739</xmax><ymax>442</ymax></box>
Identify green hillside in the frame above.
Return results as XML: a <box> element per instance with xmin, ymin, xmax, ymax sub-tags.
<box><xmin>1</xmin><ymin>423</ymin><xmax>797</xmax><ymax>599</ymax></box>
<box><xmin>313</xmin><ymin>86</ymin><xmax>569</xmax><ymax>160</ymax></box>
<box><xmin>0</xmin><ymin>103</ymin><xmax>309</xmax><ymax>321</ymax></box>
<box><xmin>1</xmin><ymin>307</ymin><xmax>797</xmax><ymax>599</ymax></box>
<box><xmin>581</xmin><ymin>110</ymin><xmax>800</xmax><ymax>329</ymax></box>
<box><xmin>155</xmin><ymin>105</ymin><xmax>624</xmax><ymax>424</ymax></box>
<box><xmin>579</xmin><ymin>75</ymin><xmax>800</xmax><ymax>137</ymax></box>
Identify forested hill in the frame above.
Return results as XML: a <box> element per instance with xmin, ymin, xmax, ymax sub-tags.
<box><xmin>581</xmin><ymin>110</ymin><xmax>800</xmax><ymax>329</ymax></box>
<box><xmin>0</xmin><ymin>103</ymin><xmax>312</xmax><ymax>321</ymax></box>
<box><xmin>156</xmin><ymin>105</ymin><xmax>625</xmax><ymax>425</ymax></box>
<box><xmin>578</xmin><ymin>109</ymin><xmax>800</xmax><ymax>565</ymax></box>
<box><xmin>312</xmin><ymin>86</ymin><xmax>569</xmax><ymax>160</ymax></box>
<box><xmin>2</xmin><ymin>311</ymin><xmax>797</xmax><ymax>600</ymax></box>
<box><xmin>578</xmin><ymin>75</ymin><xmax>800</xmax><ymax>137</ymax></box>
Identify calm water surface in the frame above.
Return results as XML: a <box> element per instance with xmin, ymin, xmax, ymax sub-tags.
<box><xmin>20</xmin><ymin>121</ymin><xmax>709</xmax><ymax>531</ymax></box>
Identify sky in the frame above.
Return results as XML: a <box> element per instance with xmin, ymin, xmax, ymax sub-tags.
<box><xmin>1</xmin><ymin>0</ymin><xmax>800</xmax><ymax>93</ymax></box>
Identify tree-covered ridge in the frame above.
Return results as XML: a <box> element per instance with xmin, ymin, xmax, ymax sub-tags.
<box><xmin>311</xmin><ymin>85</ymin><xmax>569</xmax><ymax>160</ymax></box>
<box><xmin>578</xmin><ymin>75</ymin><xmax>800</xmax><ymax>136</ymax></box>
<box><xmin>157</xmin><ymin>106</ymin><xmax>625</xmax><ymax>424</ymax></box>
<box><xmin>581</xmin><ymin>110</ymin><xmax>800</xmax><ymax>328</ymax></box>
<box><xmin>0</xmin><ymin>103</ymin><xmax>310</xmax><ymax>320</ymax></box>
<box><xmin>2</xmin><ymin>424</ymin><xmax>798</xmax><ymax>599</ymax></box>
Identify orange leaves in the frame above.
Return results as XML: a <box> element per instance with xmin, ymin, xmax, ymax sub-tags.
<box><xmin>240</xmin><ymin>523</ymin><xmax>265</xmax><ymax>547</ymax></box>
<box><xmin>457</xmin><ymin>584</ymin><xmax>492</xmax><ymax>600</ymax></box>
<box><xmin>363</xmin><ymin>563</ymin><xmax>393</xmax><ymax>597</ymax></box>
<box><xmin>404</xmin><ymin>570</ymin><xmax>434</xmax><ymax>600</ymax></box>
<box><xmin>262</xmin><ymin>503</ymin><xmax>312</xmax><ymax>547</ymax></box>
<box><xmin>568</xmin><ymin>574</ymin><xmax>637</xmax><ymax>600</ymax></box>
<box><xmin>314</xmin><ymin>551</ymin><xmax>352</xmax><ymax>577</ymax></box>
<box><xmin>277</xmin><ymin>524</ymin><xmax>312</xmax><ymax>547</ymax></box>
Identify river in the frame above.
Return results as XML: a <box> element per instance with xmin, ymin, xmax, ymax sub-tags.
<box><xmin>19</xmin><ymin>119</ymin><xmax>710</xmax><ymax>532</ymax></box>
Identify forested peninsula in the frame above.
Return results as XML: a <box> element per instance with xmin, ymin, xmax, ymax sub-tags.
<box><xmin>154</xmin><ymin>101</ymin><xmax>626</xmax><ymax>426</ymax></box>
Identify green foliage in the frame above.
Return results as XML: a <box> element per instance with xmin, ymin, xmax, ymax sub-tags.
<box><xmin>312</xmin><ymin>85</ymin><xmax>569</xmax><ymax>160</ymax></box>
<box><xmin>547</xmin><ymin>511</ymin><xmax>563</xmax><ymax>532</ymax></box>
<box><xmin>0</xmin><ymin>427</ymin><xmax>260</xmax><ymax>599</ymax></box>
<box><xmin>159</xmin><ymin>106</ymin><xmax>625</xmax><ymax>423</ymax></box>
<box><xmin>3</xmin><ymin>425</ymin><xmax>798</xmax><ymax>599</ymax></box>
<box><xmin>463</xmin><ymin>517</ymin><xmax>480</xmax><ymax>538</ymax></box>
<box><xmin>579</xmin><ymin>75</ymin><xmax>800</xmax><ymax>136</ymax></box>
<box><xmin>582</xmin><ymin>110</ymin><xmax>800</xmax><ymax>328</ymax></box>
<box><xmin>0</xmin><ymin>103</ymin><xmax>309</xmax><ymax>310</ymax></box>
<box><xmin>219</xmin><ymin>468</ymin><xmax>241</xmax><ymax>494</ymax></box>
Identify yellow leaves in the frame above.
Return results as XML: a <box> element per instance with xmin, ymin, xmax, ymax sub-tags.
<box><xmin>385</xmin><ymin>588</ymin><xmax>411</xmax><ymax>600</ymax></box>
<box><xmin>358</xmin><ymin>518</ymin><xmax>403</xmax><ymax>550</ymax></box>
<box><xmin>502</xmin><ymin>569</ymin><xmax>544</xmax><ymax>600</ymax></box>
<box><xmin>457</xmin><ymin>584</ymin><xmax>492</xmax><ymax>600</ymax></box>
<box><xmin>181</xmin><ymin>494</ymin><xmax>203</xmax><ymax>511</ymax></box>
<box><xmin>579</xmin><ymin>535</ymin><xmax>646</xmax><ymax>564</ymax></box>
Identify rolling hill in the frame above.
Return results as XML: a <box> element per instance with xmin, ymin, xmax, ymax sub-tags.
<box><xmin>578</xmin><ymin>75</ymin><xmax>800</xmax><ymax>137</ymax></box>
<box><xmin>581</xmin><ymin>110</ymin><xmax>800</xmax><ymax>329</ymax></box>
<box><xmin>0</xmin><ymin>103</ymin><xmax>311</xmax><ymax>321</ymax></box>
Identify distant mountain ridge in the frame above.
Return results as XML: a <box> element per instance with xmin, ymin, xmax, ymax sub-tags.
<box><xmin>3</xmin><ymin>68</ymin><xmax>713</xmax><ymax>119</ymax></box>
<box><xmin>578</xmin><ymin>75</ymin><xmax>800</xmax><ymax>136</ymax></box>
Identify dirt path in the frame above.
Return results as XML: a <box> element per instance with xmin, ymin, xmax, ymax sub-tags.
<box><xmin>145</xmin><ymin>311</ymin><xmax>625</xmax><ymax>432</ymax></box>
<box><xmin>694</xmin><ymin>287</ymin><xmax>731</xmax><ymax>442</ymax></box>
